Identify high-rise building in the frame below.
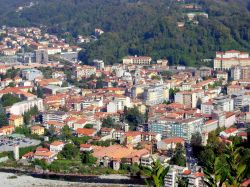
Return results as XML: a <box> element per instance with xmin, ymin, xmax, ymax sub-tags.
<box><xmin>143</xmin><ymin>84</ymin><xmax>169</xmax><ymax>106</ymax></box>
<box><xmin>231</xmin><ymin>65</ymin><xmax>250</xmax><ymax>80</ymax></box>
<box><xmin>35</xmin><ymin>49</ymin><xmax>48</xmax><ymax>64</ymax></box>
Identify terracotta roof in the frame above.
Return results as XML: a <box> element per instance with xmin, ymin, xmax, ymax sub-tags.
<box><xmin>183</xmin><ymin>170</ymin><xmax>191</xmax><ymax>175</ymax></box>
<box><xmin>76</xmin><ymin>128</ymin><xmax>96</xmax><ymax>136</ymax></box>
<box><xmin>224</xmin><ymin>128</ymin><xmax>237</xmax><ymax>134</ymax></box>
<box><xmin>80</xmin><ymin>144</ymin><xmax>92</xmax><ymax>148</ymax></box>
<box><xmin>193</xmin><ymin>172</ymin><xmax>205</xmax><ymax>177</ymax></box>
<box><xmin>50</xmin><ymin>141</ymin><xmax>64</xmax><ymax>146</ymax></box>
<box><xmin>162</xmin><ymin>137</ymin><xmax>185</xmax><ymax>144</ymax></box>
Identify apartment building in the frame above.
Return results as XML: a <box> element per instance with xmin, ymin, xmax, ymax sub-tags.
<box><xmin>149</xmin><ymin>118</ymin><xmax>203</xmax><ymax>141</ymax></box>
<box><xmin>143</xmin><ymin>84</ymin><xmax>169</xmax><ymax>106</ymax></box>
<box><xmin>21</xmin><ymin>68</ymin><xmax>43</xmax><ymax>81</ymax></box>
<box><xmin>9</xmin><ymin>98</ymin><xmax>44</xmax><ymax>115</ymax></box>
<box><xmin>74</xmin><ymin>65</ymin><xmax>96</xmax><ymax>80</ymax></box>
<box><xmin>213</xmin><ymin>96</ymin><xmax>234</xmax><ymax>112</ymax></box>
<box><xmin>231</xmin><ymin>65</ymin><xmax>250</xmax><ymax>80</ymax></box>
<box><xmin>214</xmin><ymin>50</ymin><xmax>250</xmax><ymax>70</ymax></box>
<box><xmin>42</xmin><ymin>111</ymin><xmax>68</xmax><ymax>123</ymax></box>
<box><xmin>93</xmin><ymin>59</ymin><xmax>105</xmax><ymax>70</ymax></box>
<box><xmin>107</xmin><ymin>96</ymin><xmax>132</xmax><ymax>113</ymax></box>
<box><xmin>175</xmin><ymin>91</ymin><xmax>197</xmax><ymax>108</ymax></box>
<box><xmin>122</xmin><ymin>55</ymin><xmax>152</xmax><ymax>65</ymax></box>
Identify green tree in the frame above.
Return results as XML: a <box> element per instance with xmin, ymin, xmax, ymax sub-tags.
<box><xmin>169</xmin><ymin>143</ymin><xmax>186</xmax><ymax>167</ymax></box>
<box><xmin>61</xmin><ymin>125</ymin><xmax>72</xmax><ymax>140</ymax></box>
<box><xmin>60</xmin><ymin>143</ymin><xmax>79</xmax><ymax>160</ymax></box>
<box><xmin>81</xmin><ymin>151</ymin><xmax>97</xmax><ymax>165</ymax></box>
<box><xmin>102</xmin><ymin>116</ymin><xmax>115</xmax><ymax>128</ymax></box>
<box><xmin>1</xmin><ymin>93</ymin><xmax>21</xmax><ymax>107</ymax></box>
<box><xmin>141</xmin><ymin>158</ymin><xmax>170</xmax><ymax>187</ymax></box>
<box><xmin>0</xmin><ymin>104</ymin><xmax>8</xmax><ymax>127</ymax></box>
<box><xmin>124</xmin><ymin>106</ymin><xmax>145</xmax><ymax>130</ymax></box>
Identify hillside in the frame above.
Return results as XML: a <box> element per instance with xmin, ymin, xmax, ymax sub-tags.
<box><xmin>1</xmin><ymin>0</ymin><xmax>250</xmax><ymax>66</ymax></box>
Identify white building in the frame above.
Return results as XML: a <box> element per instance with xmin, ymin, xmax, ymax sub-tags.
<box><xmin>107</xmin><ymin>96</ymin><xmax>132</xmax><ymax>113</ymax></box>
<box><xmin>9</xmin><ymin>98</ymin><xmax>44</xmax><ymax>115</ymax></box>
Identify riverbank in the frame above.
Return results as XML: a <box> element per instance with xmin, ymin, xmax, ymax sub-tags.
<box><xmin>0</xmin><ymin>172</ymin><xmax>144</xmax><ymax>187</ymax></box>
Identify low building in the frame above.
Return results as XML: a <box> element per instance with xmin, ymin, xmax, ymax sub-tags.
<box><xmin>157</xmin><ymin>137</ymin><xmax>185</xmax><ymax>151</ymax></box>
<box><xmin>50</xmin><ymin>141</ymin><xmax>65</xmax><ymax>153</ymax></box>
<box><xmin>76</xmin><ymin>128</ymin><xmax>97</xmax><ymax>137</ymax></box>
<box><xmin>9</xmin><ymin>115</ymin><xmax>24</xmax><ymax>128</ymax></box>
<box><xmin>0</xmin><ymin>125</ymin><xmax>15</xmax><ymax>135</ymax></box>
<box><xmin>122</xmin><ymin>55</ymin><xmax>152</xmax><ymax>65</ymax></box>
<box><xmin>31</xmin><ymin>125</ymin><xmax>45</xmax><ymax>135</ymax></box>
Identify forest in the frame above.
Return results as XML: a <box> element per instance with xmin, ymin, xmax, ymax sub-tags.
<box><xmin>1</xmin><ymin>0</ymin><xmax>250</xmax><ymax>66</ymax></box>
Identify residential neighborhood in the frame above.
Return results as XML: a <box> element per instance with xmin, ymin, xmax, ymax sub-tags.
<box><xmin>0</xmin><ymin>25</ymin><xmax>249</xmax><ymax>187</ymax></box>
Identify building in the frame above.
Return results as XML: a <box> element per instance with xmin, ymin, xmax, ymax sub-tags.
<box><xmin>231</xmin><ymin>65</ymin><xmax>250</xmax><ymax>80</ymax></box>
<box><xmin>76</xmin><ymin>128</ymin><xmax>97</xmax><ymax>137</ymax></box>
<box><xmin>122</xmin><ymin>55</ymin><xmax>152</xmax><ymax>65</ymax></box>
<box><xmin>9</xmin><ymin>98</ymin><xmax>44</xmax><ymax>115</ymax></box>
<box><xmin>143</xmin><ymin>84</ymin><xmax>169</xmax><ymax>106</ymax></box>
<box><xmin>21</xmin><ymin>68</ymin><xmax>43</xmax><ymax>81</ymax></box>
<box><xmin>107</xmin><ymin>96</ymin><xmax>132</xmax><ymax>113</ymax></box>
<box><xmin>31</xmin><ymin>125</ymin><xmax>45</xmax><ymax>135</ymax></box>
<box><xmin>74</xmin><ymin>65</ymin><xmax>96</xmax><ymax>80</ymax></box>
<box><xmin>196</xmin><ymin>67</ymin><xmax>212</xmax><ymax>78</ymax></box>
<box><xmin>35</xmin><ymin>49</ymin><xmax>48</xmax><ymax>63</ymax></box>
<box><xmin>50</xmin><ymin>141</ymin><xmax>65</xmax><ymax>153</ymax></box>
<box><xmin>216</xmin><ymin>71</ymin><xmax>228</xmax><ymax>81</ymax></box>
<box><xmin>92</xmin><ymin>144</ymin><xmax>149</xmax><ymax>170</ymax></box>
<box><xmin>157</xmin><ymin>137</ymin><xmax>185</xmax><ymax>151</ymax></box>
<box><xmin>175</xmin><ymin>91</ymin><xmax>198</xmax><ymax>108</ymax></box>
<box><xmin>0</xmin><ymin>125</ymin><xmax>15</xmax><ymax>135</ymax></box>
<box><xmin>9</xmin><ymin>115</ymin><xmax>24</xmax><ymax>128</ymax></box>
<box><xmin>214</xmin><ymin>50</ymin><xmax>250</xmax><ymax>70</ymax></box>
<box><xmin>93</xmin><ymin>59</ymin><xmax>105</xmax><ymax>70</ymax></box>
<box><xmin>149</xmin><ymin>118</ymin><xmax>203</xmax><ymax>141</ymax></box>
<box><xmin>42</xmin><ymin>111</ymin><xmax>68</xmax><ymax>124</ymax></box>
<box><xmin>213</xmin><ymin>96</ymin><xmax>234</xmax><ymax>112</ymax></box>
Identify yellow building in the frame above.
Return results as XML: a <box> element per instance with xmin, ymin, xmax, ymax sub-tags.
<box><xmin>31</xmin><ymin>125</ymin><xmax>45</xmax><ymax>135</ymax></box>
<box><xmin>9</xmin><ymin>115</ymin><xmax>24</xmax><ymax>128</ymax></box>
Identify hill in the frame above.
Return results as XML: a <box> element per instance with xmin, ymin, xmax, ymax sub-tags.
<box><xmin>1</xmin><ymin>0</ymin><xmax>250</xmax><ymax>66</ymax></box>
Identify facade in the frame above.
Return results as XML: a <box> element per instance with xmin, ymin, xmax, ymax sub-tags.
<box><xmin>31</xmin><ymin>125</ymin><xmax>45</xmax><ymax>135</ymax></box>
<box><xmin>231</xmin><ymin>65</ymin><xmax>250</xmax><ymax>80</ymax></box>
<box><xmin>122</xmin><ymin>55</ymin><xmax>152</xmax><ymax>65</ymax></box>
<box><xmin>50</xmin><ymin>141</ymin><xmax>65</xmax><ymax>153</ymax></box>
<box><xmin>9</xmin><ymin>98</ymin><xmax>44</xmax><ymax>115</ymax></box>
<box><xmin>107</xmin><ymin>96</ymin><xmax>132</xmax><ymax>113</ymax></box>
<box><xmin>74</xmin><ymin>65</ymin><xmax>96</xmax><ymax>80</ymax></box>
<box><xmin>175</xmin><ymin>91</ymin><xmax>197</xmax><ymax>108</ymax></box>
<box><xmin>213</xmin><ymin>96</ymin><xmax>234</xmax><ymax>112</ymax></box>
<box><xmin>42</xmin><ymin>111</ymin><xmax>68</xmax><ymax>123</ymax></box>
<box><xmin>9</xmin><ymin>115</ymin><xmax>24</xmax><ymax>127</ymax></box>
<box><xmin>21</xmin><ymin>68</ymin><xmax>43</xmax><ymax>81</ymax></box>
<box><xmin>157</xmin><ymin>137</ymin><xmax>185</xmax><ymax>151</ymax></box>
<box><xmin>143</xmin><ymin>84</ymin><xmax>169</xmax><ymax>106</ymax></box>
<box><xmin>149</xmin><ymin>118</ymin><xmax>203</xmax><ymax>141</ymax></box>
<box><xmin>214</xmin><ymin>50</ymin><xmax>250</xmax><ymax>70</ymax></box>
<box><xmin>35</xmin><ymin>49</ymin><xmax>48</xmax><ymax>63</ymax></box>
<box><xmin>93</xmin><ymin>59</ymin><xmax>105</xmax><ymax>70</ymax></box>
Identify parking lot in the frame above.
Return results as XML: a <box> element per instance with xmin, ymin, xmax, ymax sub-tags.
<box><xmin>0</xmin><ymin>136</ymin><xmax>41</xmax><ymax>153</ymax></box>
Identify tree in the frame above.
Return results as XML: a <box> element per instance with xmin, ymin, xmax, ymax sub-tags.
<box><xmin>177</xmin><ymin>177</ymin><xmax>189</xmax><ymax>187</ymax></box>
<box><xmin>84</xmin><ymin>124</ymin><xmax>94</xmax><ymax>129</ymax></box>
<box><xmin>61</xmin><ymin>125</ymin><xmax>72</xmax><ymax>140</ymax></box>
<box><xmin>204</xmin><ymin>144</ymin><xmax>248</xmax><ymax>187</ymax></box>
<box><xmin>124</xmin><ymin>106</ymin><xmax>145</xmax><ymax>130</ymax></box>
<box><xmin>81</xmin><ymin>151</ymin><xmax>97</xmax><ymax>165</ymax></box>
<box><xmin>190</xmin><ymin>132</ymin><xmax>203</xmax><ymax>158</ymax></box>
<box><xmin>169</xmin><ymin>143</ymin><xmax>186</xmax><ymax>167</ymax></box>
<box><xmin>102</xmin><ymin>116</ymin><xmax>115</xmax><ymax>128</ymax></box>
<box><xmin>60</xmin><ymin>143</ymin><xmax>79</xmax><ymax>160</ymax></box>
<box><xmin>0</xmin><ymin>104</ymin><xmax>8</xmax><ymax>127</ymax></box>
<box><xmin>141</xmin><ymin>158</ymin><xmax>170</xmax><ymax>187</ymax></box>
<box><xmin>1</xmin><ymin>93</ymin><xmax>21</xmax><ymax>107</ymax></box>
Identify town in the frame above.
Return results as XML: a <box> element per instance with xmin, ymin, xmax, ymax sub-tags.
<box><xmin>0</xmin><ymin>26</ymin><xmax>249</xmax><ymax>187</ymax></box>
